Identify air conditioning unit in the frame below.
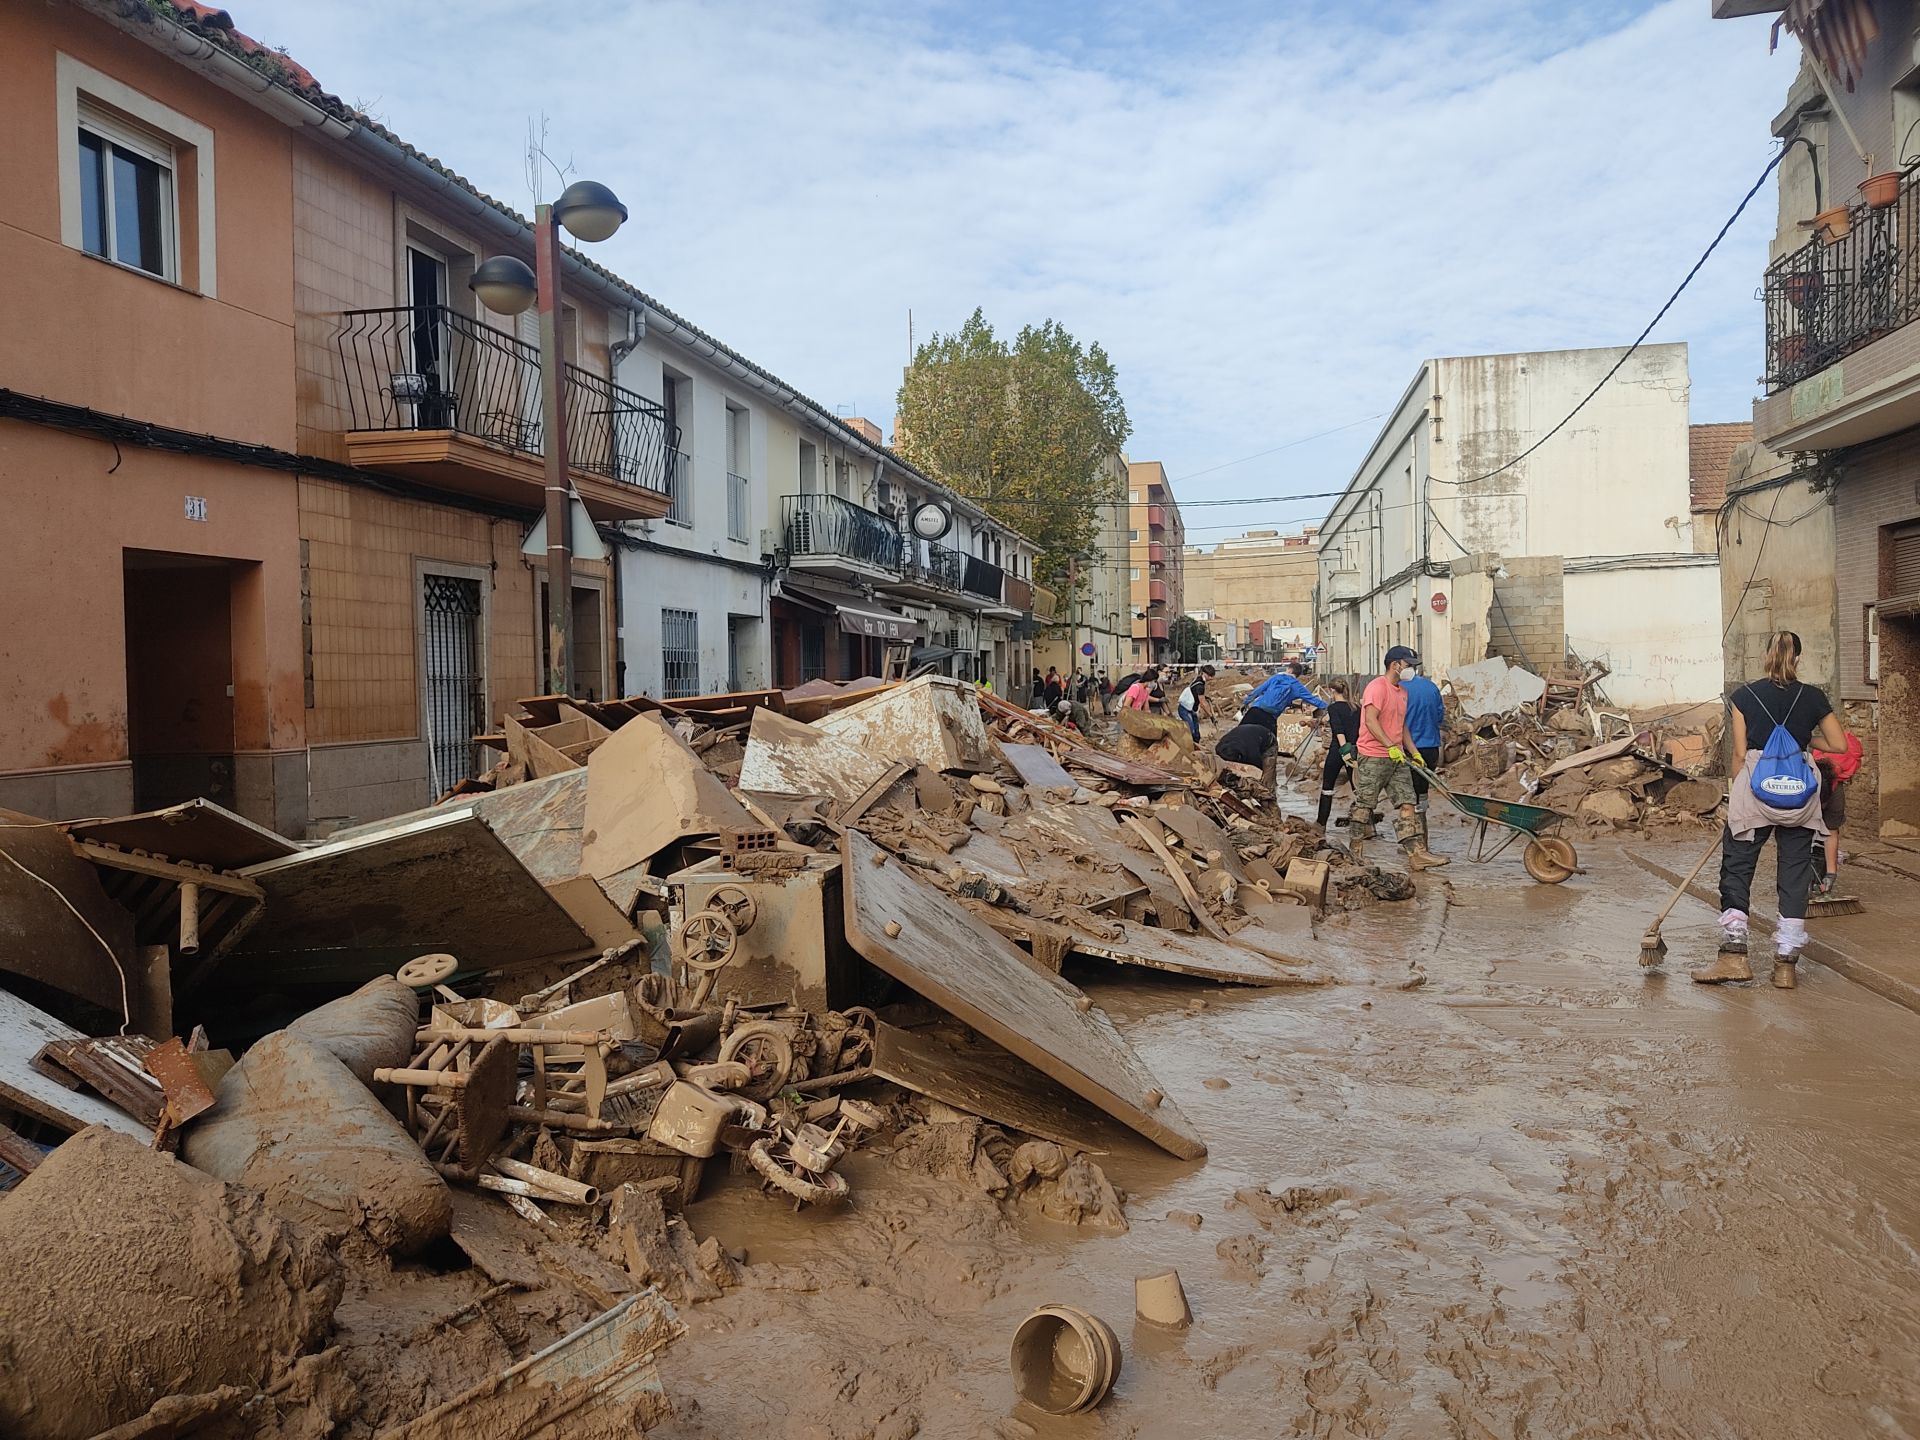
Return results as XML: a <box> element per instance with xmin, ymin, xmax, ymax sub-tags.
<box><xmin>760</xmin><ymin>527</ymin><xmax>778</xmax><ymax>556</ymax></box>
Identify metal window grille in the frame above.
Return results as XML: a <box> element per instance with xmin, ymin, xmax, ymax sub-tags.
<box><xmin>667</xmin><ymin>451</ymin><xmax>693</xmax><ymax>525</ymax></box>
<box><xmin>801</xmin><ymin>625</ymin><xmax>827</xmax><ymax>681</ymax></box>
<box><xmin>727</xmin><ymin>472</ymin><xmax>749</xmax><ymax>542</ymax></box>
<box><xmin>662</xmin><ymin>608</ymin><xmax>700</xmax><ymax>698</ymax></box>
<box><xmin>421</xmin><ymin>574</ymin><xmax>483</xmax><ymax>800</ymax></box>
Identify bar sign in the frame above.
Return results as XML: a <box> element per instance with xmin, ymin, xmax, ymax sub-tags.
<box><xmin>184</xmin><ymin>495</ymin><xmax>208</xmax><ymax>522</ymax></box>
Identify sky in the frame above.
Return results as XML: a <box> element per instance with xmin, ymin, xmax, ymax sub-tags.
<box><xmin>258</xmin><ymin>0</ymin><xmax>1794</xmax><ymax>549</ymax></box>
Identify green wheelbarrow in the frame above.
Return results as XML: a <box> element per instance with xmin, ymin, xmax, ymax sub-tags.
<box><xmin>1411</xmin><ymin>761</ymin><xmax>1583</xmax><ymax>884</ymax></box>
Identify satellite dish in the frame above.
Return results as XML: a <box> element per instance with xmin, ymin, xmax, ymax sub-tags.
<box><xmin>910</xmin><ymin>501</ymin><xmax>952</xmax><ymax>541</ymax></box>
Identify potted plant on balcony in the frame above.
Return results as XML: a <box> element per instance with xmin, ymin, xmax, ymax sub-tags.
<box><xmin>1775</xmin><ymin>331</ymin><xmax>1809</xmax><ymax>375</ymax></box>
<box><xmin>1860</xmin><ymin>169</ymin><xmax>1902</xmax><ymax>208</ymax></box>
<box><xmin>1783</xmin><ymin>271</ymin><xmax>1822</xmax><ymax>309</ymax></box>
<box><xmin>1815</xmin><ymin>203</ymin><xmax>1852</xmax><ymax>242</ymax></box>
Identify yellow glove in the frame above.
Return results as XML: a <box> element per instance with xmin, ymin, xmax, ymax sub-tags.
<box><xmin>1387</xmin><ymin>745</ymin><xmax>1406</xmax><ymax>764</ymax></box>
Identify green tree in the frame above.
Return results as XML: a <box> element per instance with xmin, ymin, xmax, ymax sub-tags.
<box><xmin>1167</xmin><ymin>614</ymin><xmax>1215</xmax><ymax>664</ymax></box>
<box><xmin>894</xmin><ymin>309</ymin><xmax>1130</xmax><ymax>590</ymax></box>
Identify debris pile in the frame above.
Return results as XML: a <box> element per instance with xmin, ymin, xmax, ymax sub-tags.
<box><xmin>0</xmin><ymin>672</ymin><xmax>1435</xmax><ymax>1433</ymax></box>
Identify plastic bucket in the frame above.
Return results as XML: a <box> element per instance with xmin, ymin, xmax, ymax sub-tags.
<box><xmin>1010</xmin><ymin>1304</ymin><xmax>1122</xmax><ymax>1413</ymax></box>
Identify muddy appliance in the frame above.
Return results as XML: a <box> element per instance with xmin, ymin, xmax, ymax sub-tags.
<box><xmin>667</xmin><ymin>854</ymin><xmax>879</xmax><ymax>1011</ymax></box>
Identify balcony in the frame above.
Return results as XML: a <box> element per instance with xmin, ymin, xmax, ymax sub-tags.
<box><xmin>1147</xmin><ymin>617</ymin><xmax>1168</xmax><ymax>640</ymax></box>
<box><xmin>1148</xmin><ymin>505</ymin><xmax>1167</xmax><ymax>531</ymax></box>
<box><xmin>1031</xmin><ymin>583</ymin><xmax>1058</xmax><ymax>623</ymax></box>
<box><xmin>783</xmin><ymin>492</ymin><xmax>900</xmax><ymax>581</ymax></box>
<box><xmin>1149</xmin><ymin>578</ymin><xmax>1167</xmax><ymax>603</ymax></box>
<box><xmin>1003</xmin><ymin>575</ymin><xmax>1034</xmax><ymax>612</ymax></box>
<box><xmin>1146</xmin><ymin>542</ymin><xmax>1166</xmax><ymax>564</ymax></box>
<box><xmin>333</xmin><ymin>306</ymin><xmax>673</xmax><ymax>521</ymax></box>
<box><xmin>890</xmin><ymin>535</ymin><xmax>965</xmax><ymax>598</ymax></box>
<box><xmin>963</xmin><ymin>555</ymin><xmax>1005</xmax><ymax>603</ymax></box>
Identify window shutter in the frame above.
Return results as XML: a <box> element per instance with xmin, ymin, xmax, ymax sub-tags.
<box><xmin>1891</xmin><ymin>522</ymin><xmax>1920</xmax><ymax>597</ymax></box>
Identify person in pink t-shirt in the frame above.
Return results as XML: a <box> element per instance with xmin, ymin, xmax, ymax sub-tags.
<box><xmin>1349</xmin><ymin>646</ymin><xmax>1448</xmax><ymax>871</ymax></box>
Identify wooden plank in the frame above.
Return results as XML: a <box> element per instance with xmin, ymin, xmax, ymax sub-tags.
<box><xmin>868</xmin><ymin>1021</ymin><xmax>1140</xmax><ymax>1154</ymax></box>
<box><xmin>1121</xmin><ymin>815</ymin><xmax>1233</xmax><ymax>942</ymax></box>
<box><xmin>838</xmin><ymin>759</ymin><xmax>915</xmax><ymax>825</ymax></box>
<box><xmin>63</xmin><ymin>797</ymin><xmax>296</xmax><ymax>870</ymax></box>
<box><xmin>839</xmin><ymin>828</ymin><xmax>1204</xmax><ymax>1159</ymax></box>
<box><xmin>0</xmin><ymin>989</ymin><xmax>150</xmax><ymax>1139</ymax></box>
<box><xmin>1074</xmin><ymin>916</ymin><xmax>1328</xmax><ymax>987</ymax></box>
<box><xmin>73</xmin><ymin>843</ymin><xmax>264</xmax><ymax>899</ymax></box>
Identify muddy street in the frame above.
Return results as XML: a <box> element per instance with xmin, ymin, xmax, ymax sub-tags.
<box><xmin>658</xmin><ymin>815</ymin><xmax>1920</xmax><ymax>1440</ymax></box>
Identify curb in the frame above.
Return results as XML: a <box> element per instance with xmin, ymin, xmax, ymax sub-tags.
<box><xmin>1627</xmin><ymin>851</ymin><xmax>1920</xmax><ymax>1017</ymax></box>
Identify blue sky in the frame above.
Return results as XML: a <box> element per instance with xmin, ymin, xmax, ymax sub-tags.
<box><xmin>259</xmin><ymin>0</ymin><xmax>1793</xmax><ymax>546</ymax></box>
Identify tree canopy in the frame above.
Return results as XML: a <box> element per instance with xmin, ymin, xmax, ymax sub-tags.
<box><xmin>894</xmin><ymin>309</ymin><xmax>1129</xmax><ymax>590</ymax></box>
<box><xmin>1167</xmin><ymin>614</ymin><xmax>1215</xmax><ymax>664</ymax></box>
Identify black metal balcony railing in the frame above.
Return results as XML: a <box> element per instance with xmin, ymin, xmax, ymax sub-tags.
<box><xmin>332</xmin><ymin>305</ymin><xmax>674</xmax><ymax>494</ymax></box>
<box><xmin>898</xmin><ymin>535</ymin><xmax>964</xmax><ymax>591</ymax></box>
<box><xmin>783</xmin><ymin>492</ymin><xmax>900</xmax><ymax>571</ymax></box>
<box><xmin>962</xmin><ymin>555</ymin><xmax>1004</xmax><ymax>602</ymax></box>
<box><xmin>1764</xmin><ymin>173</ymin><xmax>1920</xmax><ymax>392</ymax></box>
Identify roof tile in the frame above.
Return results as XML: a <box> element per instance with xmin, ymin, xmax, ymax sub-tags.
<box><xmin>1688</xmin><ymin>421</ymin><xmax>1751</xmax><ymax>514</ymax></box>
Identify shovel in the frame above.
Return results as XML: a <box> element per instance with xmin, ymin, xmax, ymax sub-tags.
<box><xmin>1640</xmin><ymin>830</ymin><xmax>1723</xmax><ymax>967</ymax></box>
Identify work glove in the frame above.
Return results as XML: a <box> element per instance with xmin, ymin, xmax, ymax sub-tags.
<box><xmin>1387</xmin><ymin>745</ymin><xmax>1406</xmax><ymax>764</ymax></box>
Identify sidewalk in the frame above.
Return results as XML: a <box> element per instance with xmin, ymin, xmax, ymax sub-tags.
<box><xmin>1628</xmin><ymin>831</ymin><xmax>1920</xmax><ymax>1015</ymax></box>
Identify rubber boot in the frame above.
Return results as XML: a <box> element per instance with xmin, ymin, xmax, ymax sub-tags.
<box><xmin>1404</xmin><ymin>840</ymin><xmax>1450</xmax><ymax>871</ymax></box>
<box><xmin>1691</xmin><ymin>949</ymin><xmax>1754</xmax><ymax>984</ymax></box>
<box><xmin>1772</xmin><ymin>955</ymin><xmax>1799</xmax><ymax>989</ymax></box>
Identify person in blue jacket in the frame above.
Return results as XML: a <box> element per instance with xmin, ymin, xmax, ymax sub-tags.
<box><xmin>1243</xmin><ymin>662</ymin><xmax>1327</xmax><ymax>722</ymax></box>
<box><xmin>1401</xmin><ymin>664</ymin><xmax>1444</xmax><ymax>844</ymax></box>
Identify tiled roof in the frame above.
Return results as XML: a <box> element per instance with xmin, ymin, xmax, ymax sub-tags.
<box><xmin>1688</xmin><ymin>421</ymin><xmax>1751</xmax><ymax>514</ymax></box>
<box><xmin>134</xmin><ymin>1</ymin><xmax>1030</xmax><ymax>544</ymax></box>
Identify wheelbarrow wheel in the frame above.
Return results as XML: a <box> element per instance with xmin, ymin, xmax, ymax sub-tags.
<box><xmin>1523</xmin><ymin>836</ymin><xmax>1578</xmax><ymax>884</ymax></box>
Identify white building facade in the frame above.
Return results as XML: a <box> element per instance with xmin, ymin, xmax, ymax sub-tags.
<box><xmin>1315</xmin><ymin>343</ymin><xmax>1722</xmax><ymax>708</ymax></box>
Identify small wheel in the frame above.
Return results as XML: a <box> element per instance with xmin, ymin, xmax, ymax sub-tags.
<box><xmin>748</xmin><ymin>1137</ymin><xmax>850</xmax><ymax>1205</ymax></box>
<box><xmin>1523</xmin><ymin>837</ymin><xmax>1578</xmax><ymax>884</ymax></box>
<box><xmin>677</xmin><ymin>910</ymin><xmax>739</xmax><ymax>971</ymax></box>
<box><xmin>710</xmin><ymin>885</ymin><xmax>758</xmax><ymax>934</ymax></box>
<box><xmin>397</xmin><ymin>952</ymin><xmax>458</xmax><ymax>989</ymax></box>
<box><xmin>719</xmin><ymin>1023</ymin><xmax>797</xmax><ymax>1100</ymax></box>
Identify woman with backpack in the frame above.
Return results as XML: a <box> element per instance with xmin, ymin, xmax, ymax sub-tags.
<box><xmin>1695</xmin><ymin>630</ymin><xmax>1852</xmax><ymax>990</ymax></box>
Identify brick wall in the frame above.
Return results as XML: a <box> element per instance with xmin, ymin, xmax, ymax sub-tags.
<box><xmin>1486</xmin><ymin>556</ymin><xmax>1565</xmax><ymax>672</ymax></box>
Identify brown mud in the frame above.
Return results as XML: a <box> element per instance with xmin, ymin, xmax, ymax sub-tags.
<box><xmin>651</xmin><ymin>805</ymin><xmax>1920</xmax><ymax>1439</ymax></box>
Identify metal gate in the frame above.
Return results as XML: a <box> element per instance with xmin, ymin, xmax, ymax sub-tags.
<box><xmin>422</xmin><ymin>573</ymin><xmax>483</xmax><ymax>800</ymax></box>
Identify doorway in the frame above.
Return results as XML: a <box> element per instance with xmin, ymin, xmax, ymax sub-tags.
<box><xmin>123</xmin><ymin>551</ymin><xmax>238</xmax><ymax>809</ymax></box>
<box><xmin>406</xmin><ymin>244</ymin><xmax>455</xmax><ymax>427</ymax></box>
<box><xmin>421</xmin><ymin>572</ymin><xmax>483</xmax><ymax>800</ymax></box>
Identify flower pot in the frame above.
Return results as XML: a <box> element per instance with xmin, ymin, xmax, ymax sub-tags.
<box><xmin>1783</xmin><ymin>271</ymin><xmax>1821</xmax><ymax>309</ymax></box>
<box><xmin>1860</xmin><ymin>172</ymin><xmax>1902</xmax><ymax>208</ymax></box>
<box><xmin>1777</xmin><ymin>332</ymin><xmax>1809</xmax><ymax>371</ymax></box>
<box><xmin>1815</xmin><ymin>205</ymin><xmax>1853</xmax><ymax>242</ymax></box>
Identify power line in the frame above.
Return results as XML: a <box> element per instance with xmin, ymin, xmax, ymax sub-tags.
<box><xmin>1170</xmin><ymin>412</ymin><xmax>1391</xmax><ymax>482</ymax></box>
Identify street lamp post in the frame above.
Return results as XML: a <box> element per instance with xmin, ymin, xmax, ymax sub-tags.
<box><xmin>469</xmin><ymin>180</ymin><xmax>628</xmax><ymax>697</ymax></box>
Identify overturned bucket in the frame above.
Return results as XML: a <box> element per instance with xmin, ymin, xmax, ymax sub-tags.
<box><xmin>1010</xmin><ymin>1304</ymin><xmax>1122</xmax><ymax>1414</ymax></box>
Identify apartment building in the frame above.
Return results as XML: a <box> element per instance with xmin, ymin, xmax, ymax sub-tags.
<box><xmin>1037</xmin><ymin>449</ymin><xmax>1130</xmax><ymax>676</ymax></box>
<box><xmin>1314</xmin><ymin>344</ymin><xmax>1722</xmax><ymax>708</ymax></box>
<box><xmin>1717</xmin><ymin>0</ymin><xmax>1920</xmax><ymax>835</ymax></box>
<box><xmin>1127</xmin><ymin>461</ymin><xmax>1185</xmax><ymax>666</ymax></box>
<box><xmin>1183</xmin><ymin>527</ymin><xmax>1319</xmax><ymax>661</ymax></box>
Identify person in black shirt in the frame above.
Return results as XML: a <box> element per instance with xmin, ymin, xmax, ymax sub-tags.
<box><xmin>1315</xmin><ymin>679</ymin><xmax>1360</xmax><ymax>826</ymax></box>
<box><xmin>1042</xmin><ymin>667</ymin><xmax>1065</xmax><ymax>710</ymax></box>
<box><xmin>1215</xmin><ymin>705</ymin><xmax>1280</xmax><ymax>795</ymax></box>
<box><xmin>1096</xmin><ymin>669</ymin><xmax>1113</xmax><ymax>715</ymax></box>
<box><xmin>1696</xmin><ymin>630</ymin><xmax>1851</xmax><ymax>990</ymax></box>
<box><xmin>1028</xmin><ymin>669</ymin><xmax>1044</xmax><ymax>708</ymax></box>
<box><xmin>1069</xmin><ymin>671</ymin><xmax>1094</xmax><ymax>732</ymax></box>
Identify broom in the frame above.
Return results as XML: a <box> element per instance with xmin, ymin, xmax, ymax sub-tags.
<box><xmin>1640</xmin><ymin>831</ymin><xmax>1723</xmax><ymax>967</ymax></box>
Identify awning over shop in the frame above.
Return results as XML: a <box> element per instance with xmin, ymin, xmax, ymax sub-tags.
<box><xmin>779</xmin><ymin>581</ymin><xmax>921</xmax><ymax>641</ymax></box>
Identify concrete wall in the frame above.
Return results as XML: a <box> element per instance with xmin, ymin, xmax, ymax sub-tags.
<box><xmin>1566</xmin><ymin>561</ymin><xmax>1723</xmax><ymax>708</ymax></box>
<box><xmin>618</xmin><ymin>547</ymin><xmax>768</xmax><ymax>698</ymax></box>
<box><xmin>1485</xmin><ymin>556</ymin><xmax>1566</xmax><ymax>671</ymax></box>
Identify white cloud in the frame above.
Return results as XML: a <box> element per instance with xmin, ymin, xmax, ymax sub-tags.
<box><xmin>260</xmin><ymin>0</ymin><xmax>1791</xmax><ymax>532</ymax></box>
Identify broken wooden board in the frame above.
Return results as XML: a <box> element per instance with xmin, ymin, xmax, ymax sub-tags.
<box><xmin>581</xmin><ymin>712</ymin><xmax>758</xmax><ymax>880</ymax></box>
<box><xmin>840</xmin><ymin>828</ymin><xmax>1204</xmax><ymax>1159</ymax></box>
<box><xmin>0</xmin><ymin>987</ymin><xmax>149</xmax><ymax>1139</ymax></box>
<box><xmin>1539</xmin><ymin>732</ymin><xmax>1650</xmax><ymax>779</ymax></box>
<box><xmin>63</xmin><ymin>797</ymin><xmax>297</xmax><ymax>870</ymax></box>
<box><xmin>235</xmin><ymin>808</ymin><xmax>596</xmax><ymax>983</ymax></box>
<box><xmin>378</xmin><ymin>1290</ymin><xmax>681</xmax><ymax>1439</ymax></box>
<box><xmin>738</xmin><ymin>706</ymin><xmax>896</xmax><ymax>804</ymax></box>
<box><xmin>1072</xmin><ymin>916</ymin><xmax>1328</xmax><ymax>987</ymax></box>
<box><xmin>868</xmin><ymin>1020</ymin><xmax>1141</xmax><ymax>1154</ymax></box>
<box><xmin>814</xmin><ymin>675</ymin><xmax>994</xmax><ymax>773</ymax></box>
<box><xmin>998</xmin><ymin>741</ymin><xmax>1076</xmax><ymax>790</ymax></box>
<box><xmin>0</xmin><ymin>807</ymin><xmax>143</xmax><ymax>1023</ymax></box>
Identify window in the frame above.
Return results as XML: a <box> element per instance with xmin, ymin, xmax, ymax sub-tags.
<box><xmin>661</xmin><ymin>609</ymin><xmax>699</xmax><ymax>697</ymax></box>
<box><xmin>801</xmin><ymin>624</ymin><xmax>827</xmax><ymax>681</ymax></box>
<box><xmin>726</xmin><ymin>404</ymin><xmax>750</xmax><ymax>543</ymax></box>
<box><xmin>59</xmin><ymin>57</ymin><xmax>214</xmax><ymax>292</ymax></box>
<box><xmin>78</xmin><ymin>111</ymin><xmax>173</xmax><ymax>278</ymax></box>
<box><xmin>663</xmin><ymin>372</ymin><xmax>691</xmax><ymax>525</ymax></box>
<box><xmin>1130</xmin><ymin>567</ymin><xmax>1140</xmax><ymax>581</ymax></box>
<box><xmin>1867</xmin><ymin>605</ymin><xmax>1879</xmax><ymax>685</ymax></box>
<box><xmin>799</xmin><ymin>441</ymin><xmax>818</xmax><ymax>495</ymax></box>
<box><xmin>1128</xmin><ymin>529</ymin><xmax>1139</xmax><ymax>542</ymax></box>
<box><xmin>834</xmin><ymin>459</ymin><xmax>851</xmax><ymax>500</ymax></box>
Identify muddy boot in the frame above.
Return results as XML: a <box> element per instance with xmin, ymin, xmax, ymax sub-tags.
<box><xmin>1772</xmin><ymin>955</ymin><xmax>1799</xmax><ymax>989</ymax></box>
<box><xmin>1404</xmin><ymin>840</ymin><xmax>1450</xmax><ymax>871</ymax></box>
<box><xmin>1691</xmin><ymin>949</ymin><xmax>1754</xmax><ymax>984</ymax></box>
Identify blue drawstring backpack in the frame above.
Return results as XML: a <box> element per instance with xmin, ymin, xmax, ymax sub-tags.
<box><xmin>1745</xmin><ymin>684</ymin><xmax>1818</xmax><ymax>809</ymax></box>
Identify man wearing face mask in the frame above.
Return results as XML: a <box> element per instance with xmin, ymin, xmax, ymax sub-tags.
<box><xmin>1349</xmin><ymin>646</ymin><xmax>1449</xmax><ymax>872</ymax></box>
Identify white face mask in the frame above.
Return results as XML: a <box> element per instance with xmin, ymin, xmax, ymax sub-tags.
<box><xmin>1400</xmin><ymin>665</ymin><xmax>1419</xmax><ymax>678</ymax></box>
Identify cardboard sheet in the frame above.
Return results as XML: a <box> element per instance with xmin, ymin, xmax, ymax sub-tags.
<box><xmin>738</xmin><ymin>707</ymin><xmax>895</xmax><ymax>804</ymax></box>
<box><xmin>840</xmin><ymin>828</ymin><xmax>1204</xmax><ymax>1159</ymax></box>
